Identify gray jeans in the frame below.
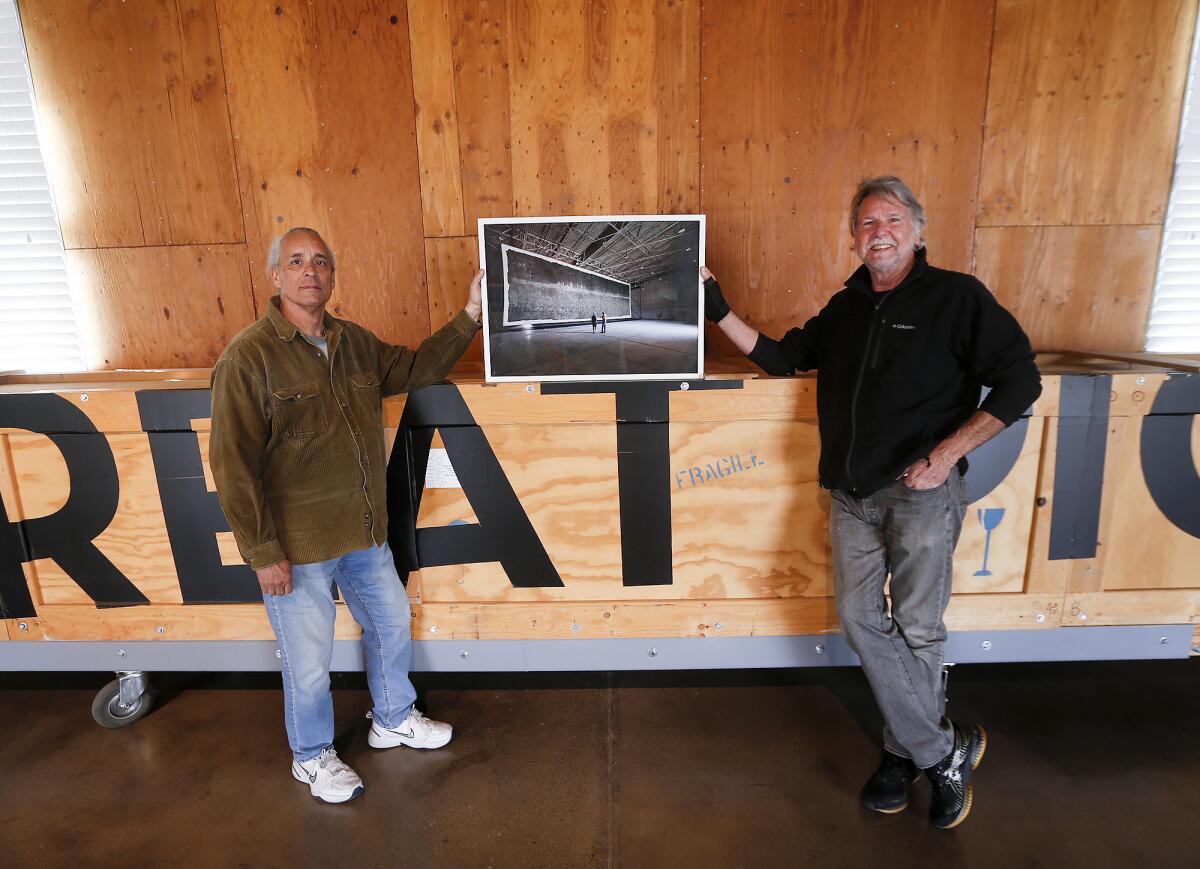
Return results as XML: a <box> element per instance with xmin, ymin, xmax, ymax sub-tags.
<box><xmin>830</xmin><ymin>467</ymin><xmax>968</xmax><ymax>768</ymax></box>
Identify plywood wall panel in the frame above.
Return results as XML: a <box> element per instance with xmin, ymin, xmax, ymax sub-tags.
<box><xmin>509</xmin><ymin>0</ymin><xmax>613</xmax><ymax>214</ymax></box>
<box><xmin>450</xmin><ymin>0</ymin><xmax>516</xmax><ymax>225</ymax></box>
<box><xmin>408</xmin><ymin>0</ymin><xmax>467</xmax><ymax>237</ymax></box>
<box><xmin>974</xmin><ymin>225</ymin><xmax>1161</xmax><ymax>351</ymax></box>
<box><xmin>424</xmin><ymin>235</ymin><xmax>484</xmax><ymax>366</ymax></box>
<box><xmin>655</xmin><ymin>0</ymin><xmax>700</xmax><ymax>214</ymax></box>
<box><xmin>506</xmin><ymin>0</ymin><xmax>693</xmax><ymax>216</ymax></box>
<box><xmin>16</xmin><ymin>0</ymin><xmax>1196</xmax><ymax>369</ymax></box>
<box><xmin>217</xmin><ymin>0</ymin><xmax>431</xmax><ymax>349</ymax></box>
<box><xmin>22</xmin><ymin>0</ymin><xmax>243</xmax><ymax>248</ymax></box>
<box><xmin>700</xmin><ymin>0</ymin><xmax>994</xmax><ymax>344</ymax></box>
<box><xmin>978</xmin><ymin>0</ymin><xmax>1195</xmax><ymax>226</ymax></box>
<box><xmin>66</xmin><ymin>244</ymin><xmax>256</xmax><ymax>369</ymax></box>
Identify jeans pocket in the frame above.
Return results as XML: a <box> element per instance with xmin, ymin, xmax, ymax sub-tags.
<box><xmin>894</xmin><ymin>479</ymin><xmax>944</xmax><ymax>498</ymax></box>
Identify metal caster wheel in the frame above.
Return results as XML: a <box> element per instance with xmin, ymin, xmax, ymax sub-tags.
<box><xmin>91</xmin><ymin>671</ymin><xmax>157</xmax><ymax>728</ymax></box>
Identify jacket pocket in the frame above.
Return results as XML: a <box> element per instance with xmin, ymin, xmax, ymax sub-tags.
<box><xmin>270</xmin><ymin>382</ymin><xmax>326</xmax><ymax>439</ymax></box>
<box><xmin>348</xmin><ymin>371</ymin><xmax>382</xmax><ymax>422</ymax></box>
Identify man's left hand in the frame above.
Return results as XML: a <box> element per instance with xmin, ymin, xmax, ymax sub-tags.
<box><xmin>465</xmin><ymin>269</ymin><xmax>484</xmax><ymax>322</ymax></box>
<box><xmin>700</xmin><ymin>267</ymin><xmax>731</xmax><ymax>323</ymax></box>
<box><xmin>900</xmin><ymin>453</ymin><xmax>954</xmax><ymax>490</ymax></box>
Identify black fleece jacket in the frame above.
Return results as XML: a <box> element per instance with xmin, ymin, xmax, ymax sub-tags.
<box><xmin>747</xmin><ymin>248</ymin><xmax>1041</xmax><ymax>497</ymax></box>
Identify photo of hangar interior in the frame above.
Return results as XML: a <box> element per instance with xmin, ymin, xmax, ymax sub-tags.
<box><xmin>481</xmin><ymin>218</ymin><xmax>702</xmax><ymax>378</ymax></box>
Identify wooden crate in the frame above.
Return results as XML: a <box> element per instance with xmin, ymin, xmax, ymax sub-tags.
<box><xmin>1</xmin><ymin>362</ymin><xmax>1197</xmax><ymax>645</ymax></box>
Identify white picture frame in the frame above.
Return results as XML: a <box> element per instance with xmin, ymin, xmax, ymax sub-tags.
<box><xmin>478</xmin><ymin>214</ymin><xmax>706</xmax><ymax>383</ymax></box>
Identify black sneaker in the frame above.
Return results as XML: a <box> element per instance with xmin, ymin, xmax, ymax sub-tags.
<box><xmin>924</xmin><ymin>722</ymin><xmax>988</xmax><ymax>829</ymax></box>
<box><xmin>860</xmin><ymin>750</ymin><xmax>920</xmax><ymax>814</ymax></box>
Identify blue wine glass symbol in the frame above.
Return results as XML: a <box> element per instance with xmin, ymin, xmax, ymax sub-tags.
<box><xmin>974</xmin><ymin>508</ymin><xmax>1005</xmax><ymax>576</ymax></box>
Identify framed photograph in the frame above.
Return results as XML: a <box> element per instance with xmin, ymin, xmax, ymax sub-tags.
<box><xmin>478</xmin><ymin>215</ymin><xmax>705</xmax><ymax>382</ymax></box>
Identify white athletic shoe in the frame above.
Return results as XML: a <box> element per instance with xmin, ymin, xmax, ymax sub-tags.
<box><xmin>367</xmin><ymin>707</ymin><xmax>453</xmax><ymax>750</ymax></box>
<box><xmin>291</xmin><ymin>747</ymin><xmax>364</xmax><ymax>804</ymax></box>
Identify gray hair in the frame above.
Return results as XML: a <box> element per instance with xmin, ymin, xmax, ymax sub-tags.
<box><xmin>848</xmin><ymin>176</ymin><xmax>927</xmax><ymax>247</ymax></box>
<box><xmin>266</xmin><ymin>226</ymin><xmax>335</xmax><ymax>275</ymax></box>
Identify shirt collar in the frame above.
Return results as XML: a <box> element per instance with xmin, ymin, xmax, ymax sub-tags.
<box><xmin>266</xmin><ymin>295</ymin><xmax>339</xmax><ymax>342</ymax></box>
<box><xmin>845</xmin><ymin>246</ymin><xmax>929</xmax><ymax>295</ymax></box>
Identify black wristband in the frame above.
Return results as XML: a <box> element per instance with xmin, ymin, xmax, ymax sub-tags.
<box><xmin>704</xmin><ymin>276</ymin><xmax>731</xmax><ymax>322</ymax></box>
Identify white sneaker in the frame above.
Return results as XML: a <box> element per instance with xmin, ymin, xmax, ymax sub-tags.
<box><xmin>367</xmin><ymin>707</ymin><xmax>453</xmax><ymax>750</ymax></box>
<box><xmin>291</xmin><ymin>747</ymin><xmax>364</xmax><ymax>803</ymax></box>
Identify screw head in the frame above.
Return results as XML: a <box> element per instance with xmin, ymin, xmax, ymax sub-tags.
<box><xmin>155</xmin><ymin>626</ymin><xmax>165</xmax><ymax>634</ymax></box>
<box><xmin>117</xmin><ymin>649</ymin><xmax>127</xmax><ymax>658</ymax></box>
<box><xmin>1160</xmin><ymin>637</ymin><xmax>1169</xmax><ymax>645</ymax></box>
<box><xmin>459</xmin><ymin>649</ymin><xmax>470</xmax><ymax>658</ymax></box>
<box><xmin>1078</xmin><ymin>613</ymin><xmax>1088</xmax><ymax>621</ymax></box>
<box><xmin>276</xmin><ymin>649</ymin><xmax>282</xmax><ymax>659</ymax></box>
<box><xmin>80</xmin><ymin>393</ymin><xmax>89</xmax><ymax>402</ymax></box>
<box><xmin>647</xmin><ymin>648</ymin><xmax>658</xmax><ymax>657</ymax></box>
<box><xmin>981</xmin><ymin>640</ymin><xmax>993</xmax><ymax>651</ymax></box>
<box><xmin>713</xmin><ymin>621</ymin><xmax>723</xmax><ymax>632</ymax></box>
<box><xmin>525</xmin><ymin>384</ymin><xmax>534</xmax><ymax>393</ymax></box>
<box><xmin>430</xmin><ymin>625</ymin><xmax>440</xmax><ymax>634</ymax></box>
<box><xmin>680</xmin><ymin>381</ymin><xmax>690</xmax><ymax>391</ymax></box>
<box><xmin>17</xmin><ymin>622</ymin><xmax>27</xmax><ymax>631</ymax></box>
<box><xmin>570</xmin><ymin>623</ymin><xmax>581</xmax><ymax>632</ymax></box>
<box><xmin>1136</xmin><ymin>375</ymin><xmax>1146</xmax><ymax>385</ymax></box>
<box><xmin>1035</xmin><ymin>614</ymin><xmax>1046</xmax><ymax>623</ymax></box>
<box><xmin>814</xmin><ymin>644</ymin><xmax>825</xmax><ymax>655</ymax></box>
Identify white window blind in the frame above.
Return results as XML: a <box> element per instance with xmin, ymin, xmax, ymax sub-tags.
<box><xmin>1148</xmin><ymin>20</ymin><xmax>1200</xmax><ymax>353</ymax></box>
<box><xmin>0</xmin><ymin>0</ymin><xmax>84</xmax><ymax>374</ymax></box>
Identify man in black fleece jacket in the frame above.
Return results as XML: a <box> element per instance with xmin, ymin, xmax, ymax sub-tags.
<box><xmin>704</xmin><ymin>176</ymin><xmax>1040</xmax><ymax>829</ymax></box>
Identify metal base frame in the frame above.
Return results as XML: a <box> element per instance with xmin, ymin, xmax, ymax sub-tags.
<box><xmin>0</xmin><ymin>625</ymin><xmax>1194</xmax><ymax>672</ymax></box>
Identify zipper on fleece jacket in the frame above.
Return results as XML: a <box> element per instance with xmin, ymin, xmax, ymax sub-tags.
<box><xmin>842</xmin><ymin>292</ymin><xmax>893</xmax><ymax>493</ymax></box>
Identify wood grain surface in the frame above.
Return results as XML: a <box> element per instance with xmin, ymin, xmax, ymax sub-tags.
<box><xmin>701</xmin><ymin>0</ymin><xmax>994</xmax><ymax>346</ymax></box>
<box><xmin>21</xmin><ymin>0</ymin><xmax>242</xmax><ymax>247</ymax></box>
<box><xmin>975</xmin><ymin>226</ymin><xmax>1162</xmax><ymax>352</ymax></box>
<box><xmin>66</xmin><ymin>244</ymin><xmax>257</xmax><ymax>369</ymax></box>
<box><xmin>217</xmin><ymin>0</ymin><xmax>432</xmax><ymax>349</ymax></box>
<box><xmin>978</xmin><ymin>0</ymin><xmax>1195</xmax><ymax>227</ymax></box>
<box><xmin>14</xmin><ymin>0</ymin><xmax>1195</xmax><ymax>368</ymax></box>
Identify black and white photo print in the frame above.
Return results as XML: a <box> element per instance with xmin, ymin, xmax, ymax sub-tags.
<box><xmin>478</xmin><ymin>215</ymin><xmax>705</xmax><ymax>381</ymax></box>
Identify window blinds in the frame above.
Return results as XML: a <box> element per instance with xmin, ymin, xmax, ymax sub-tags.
<box><xmin>0</xmin><ymin>0</ymin><xmax>84</xmax><ymax>374</ymax></box>
<box><xmin>1148</xmin><ymin>21</ymin><xmax>1200</xmax><ymax>353</ymax></box>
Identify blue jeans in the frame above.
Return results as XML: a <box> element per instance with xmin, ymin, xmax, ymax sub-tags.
<box><xmin>263</xmin><ymin>542</ymin><xmax>417</xmax><ymax>762</ymax></box>
<box><xmin>830</xmin><ymin>468</ymin><xmax>968</xmax><ymax>768</ymax></box>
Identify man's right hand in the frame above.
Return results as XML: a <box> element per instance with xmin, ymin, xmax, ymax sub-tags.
<box><xmin>464</xmin><ymin>269</ymin><xmax>484</xmax><ymax>322</ymax></box>
<box><xmin>257</xmin><ymin>559</ymin><xmax>293</xmax><ymax>596</ymax></box>
<box><xmin>700</xmin><ymin>267</ymin><xmax>731</xmax><ymax>323</ymax></box>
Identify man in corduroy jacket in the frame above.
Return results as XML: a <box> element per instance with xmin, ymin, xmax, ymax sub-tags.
<box><xmin>704</xmin><ymin>176</ymin><xmax>1041</xmax><ymax>829</ymax></box>
<box><xmin>210</xmin><ymin>226</ymin><xmax>482</xmax><ymax>804</ymax></box>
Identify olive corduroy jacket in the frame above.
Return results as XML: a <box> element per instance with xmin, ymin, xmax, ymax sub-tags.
<box><xmin>209</xmin><ymin>296</ymin><xmax>479</xmax><ymax>569</ymax></box>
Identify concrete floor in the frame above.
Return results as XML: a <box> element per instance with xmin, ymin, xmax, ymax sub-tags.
<box><xmin>489</xmin><ymin>320</ymin><xmax>699</xmax><ymax>377</ymax></box>
<box><xmin>1</xmin><ymin>660</ymin><xmax>1197</xmax><ymax>867</ymax></box>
